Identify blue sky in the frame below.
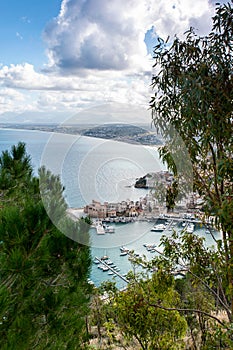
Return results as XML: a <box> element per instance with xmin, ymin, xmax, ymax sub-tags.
<box><xmin>0</xmin><ymin>0</ymin><xmax>61</xmax><ymax>67</ymax></box>
<box><xmin>0</xmin><ymin>0</ymin><xmax>229</xmax><ymax>123</ymax></box>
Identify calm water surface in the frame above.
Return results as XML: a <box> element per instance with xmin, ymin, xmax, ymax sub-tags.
<box><xmin>0</xmin><ymin>128</ymin><xmax>220</xmax><ymax>288</ymax></box>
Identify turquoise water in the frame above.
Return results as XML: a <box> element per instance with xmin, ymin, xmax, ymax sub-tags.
<box><xmin>0</xmin><ymin>128</ymin><xmax>220</xmax><ymax>288</ymax></box>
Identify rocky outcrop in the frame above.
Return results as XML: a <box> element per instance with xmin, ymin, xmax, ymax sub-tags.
<box><xmin>134</xmin><ymin>175</ymin><xmax>148</xmax><ymax>189</ymax></box>
<box><xmin>134</xmin><ymin>171</ymin><xmax>173</xmax><ymax>189</ymax></box>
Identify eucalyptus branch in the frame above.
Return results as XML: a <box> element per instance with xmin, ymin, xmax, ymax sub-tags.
<box><xmin>208</xmin><ymin>141</ymin><xmax>222</xmax><ymax>204</ymax></box>
<box><xmin>185</xmin><ymin>267</ymin><xmax>230</xmax><ymax>314</ymax></box>
<box><xmin>148</xmin><ymin>303</ymin><xmax>228</xmax><ymax>329</ymax></box>
<box><xmin>212</xmin><ymin>262</ymin><xmax>231</xmax><ymax>312</ymax></box>
<box><xmin>193</xmin><ymin>168</ymin><xmax>215</xmax><ymax>202</ymax></box>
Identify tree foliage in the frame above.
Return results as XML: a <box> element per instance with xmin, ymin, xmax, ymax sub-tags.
<box><xmin>150</xmin><ymin>1</ymin><xmax>233</xmax><ymax>319</ymax></box>
<box><xmin>95</xmin><ymin>272</ymin><xmax>187</xmax><ymax>350</ymax></box>
<box><xmin>0</xmin><ymin>143</ymin><xmax>92</xmax><ymax>349</ymax></box>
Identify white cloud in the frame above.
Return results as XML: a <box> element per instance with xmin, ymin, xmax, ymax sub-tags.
<box><xmin>0</xmin><ymin>87</ymin><xmax>37</xmax><ymax>114</ymax></box>
<box><xmin>1</xmin><ymin>0</ymin><xmax>226</xmax><ymax>118</ymax></box>
<box><xmin>43</xmin><ymin>0</ymin><xmax>215</xmax><ymax>75</ymax></box>
<box><xmin>0</xmin><ymin>63</ymin><xmax>151</xmax><ymax>114</ymax></box>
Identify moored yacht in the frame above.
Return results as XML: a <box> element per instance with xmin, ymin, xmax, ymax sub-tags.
<box><xmin>186</xmin><ymin>223</ymin><xmax>195</xmax><ymax>233</ymax></box>
<box><xmin>103</xmin><ymin>224</ymin><xmax>115</xmax><ymax>233</ymax></box>
<box><xmin>151</xmin><ymin>223</ymin><xmax>167</xmax><ymax>232</ymax></box>
<box><xmin>96</xmin><ymin>222</ymin><xmax>105</xmax><ymax>234</ymax></box>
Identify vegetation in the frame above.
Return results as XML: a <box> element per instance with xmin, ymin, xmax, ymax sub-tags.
<box><xmin>89</xmin><ymin>3</ymin><xmax>233</xmax><ymax>349</ymax></box>
<box><xmin>148</xmin><ymin>1</ymin><xmax>233</xmax><ymax>348</ymax></box>
<box><xmin>0</xmin><ymin>3</ymin><xmax>232</xmax><ymax>349</ymax></box>
<box><xmin>150</xmin><ymin>0</ymin><xmax>232</xmax><ymax>314</ymax></box>
<box><xmin>88</xmin><ymin>273</ymin><xmax>187</xmax><ymax>350</ymax></box>
<box><xmin>0</xmin><ymin>142</ymin><xmax>92</xmax><ymax>349</ymax></box>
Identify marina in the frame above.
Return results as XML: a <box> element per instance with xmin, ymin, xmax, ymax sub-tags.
<box><xmin>90</xmin><ymin>219</ymin><xmax>220</xmax><ymax>289</ymax></box>
<box><xmin>0</xmin><ymin>129</ymin><xmax>221</xmax><ymax>289</ymax></box>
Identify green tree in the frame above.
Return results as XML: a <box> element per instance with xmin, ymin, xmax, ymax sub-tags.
<box><xmin>0</xmin><ymin>143</ymin><xmax>92</xmax><ymax>349</ymax></box>
<box><xmin>101</xmin><ymin>272</ymin><xmax>187</xmax><ymax>350</ymax></box>
<box><xmin>155</xmin><ymin>230</ymin><xmax>233</xmax><ymax>348</ymax></box>
<box><xmin>150</xmin><ymin>2</ymin><xmax>233</xmax><ymax>320</ymax></box>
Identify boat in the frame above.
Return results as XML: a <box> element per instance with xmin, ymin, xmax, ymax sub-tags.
<box><xmin>119</xmin><ymin>217</ymin><xmax>127</xmax><ymax>223</ymax></box>
<box><xmin>103</xmin><ymin>225</ymin><xmax>115</xmax><ymax>233</ymax></box>
<box><xmin>96</xmin><ymin>222</ymin><xmax>105</xmax><ymax>234</ymax></box>
<box><xmin>101</xmin><ymin>266</ymin><xmax>109</xmax><ymax>272</ymax></box>
<box><xmin>151</xmin><ymin>224</ymin><xmax>167</xmax><ymax>232</ymax></box>
<box><xmin>120</xmin><ymin>251</ymin><xmax>128</xmax><ymax>256</ymax></box>
<box><xmin>105</xmin><ymin>260</ymin><xmax>113</xmax><ymax>265</ymax></box>
<box><xmin>100</xmin><ymin>255</ymin><xmax>109</xmax><ymax>260</ymax></box>
<box><xmin>144</xmin><ymin>243</ymin><xmax>156</xmax><ymax>249</ymax></box>
<box><xmin>186</xmin><ymin>223</ymin><xmax>195</xmax><ymax>233</ymax></box>
<box><xmin>93</xmin><ymin>259</ymin><xmax>100</xmax><ymax>264</ymax></box>
<box><xmin>108</xmin><ymin>271</ymin><xmax>114</xmax><ymax>275</ymax></box>
<box><xmin>98</xmin><ymin>264</ymin><xmax>105</xmax><ymax>270</ymax></box>
<box><xmin>120</xmin><ymin>246</ymin><xmax>130</xmax><ymax>253</ymax></box>
<box><xmin>146</xmin><ymin>247</ymin><xmax>153</xmax><ymax>251</ymax></box>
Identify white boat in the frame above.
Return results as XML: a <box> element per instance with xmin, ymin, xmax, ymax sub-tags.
<box><xmin>98</xmin><ymin>264</ymin><xmax>105</xmax><ymax>269</ymax></box>
<box><xmin>144</xmin><ymin>243</ymin><xmax>156</xmax><ymax>249</ymax></box>
<box><xmin>104</xmin><ymin>225</ymin><xmax>115</xmax><ymax>233</ymax></box>
<box><xmin>96</xmin><ymin>223</ymin><xmax>105</xmax><ymax>234</ymax></box>
<box><xmin>120</xmin><ymin>251</ymin><xmax>128</xmax><ymax>256</ymax></box>
<box><xmin>186</xmin><ymin>223</ymin><xmax>195</xmax><ymax>233</ymax></box>
<box><xmin>151</xmin><ymin>224</ymin><xmax>166</xmax><ymax>232</ymax></box>
<box><xmin>105</xmin><ymin>260</ymin><xmax>113</xmax><ymax>265</ymax></box>
<box><xmin>100</xmin><ymin>255</ymin><xmax>109</xmax><ymax>261</ymax></box>
<box><xmin>102</xmin><ymin>266</ymin><xmax>109</xmax><ymax>271</ymax></box>
<box><xmin>120</xmin><ymin>246</ymin><xmax>130</xmax><ymax>253</ymax></box>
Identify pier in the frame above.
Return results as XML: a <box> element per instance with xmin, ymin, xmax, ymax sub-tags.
<box><xmin>139</xmin><ymin>215</ymin><xmax>203</xmax><ymax>225</ymax></box>
<box><xmin>94</xmin><ymin>257</ymin><xmax>129</xmax><ymax>283</ymax></box>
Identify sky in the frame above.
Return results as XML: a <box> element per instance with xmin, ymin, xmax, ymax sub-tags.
<box><xmin>0</xmin><ymin>0</ymin><xmax>230</xmax><ymax>123</ymax></box>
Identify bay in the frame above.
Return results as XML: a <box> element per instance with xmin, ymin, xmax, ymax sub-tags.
<box><xmin>0</xmin><ymin>128</ymin><xmax>220</xmax><ymax>288</ymax></box>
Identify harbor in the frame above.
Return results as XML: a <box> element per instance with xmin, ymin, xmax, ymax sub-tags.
<box><xmin>89</xmin><ymin>218</ymin><xmax>220</xmax><ymax>289</ymax></box>
<box><xmin>67</xmin><ymin>198</ymin><xmax>218</xmax><ymax>288</ymax></box>
<box><xmin>92</xmin><ymin>216</ymin><xmax>202</xmax><ymax>235</ymax></box>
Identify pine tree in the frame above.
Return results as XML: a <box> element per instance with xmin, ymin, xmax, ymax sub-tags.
<box><xmin>0</xmin><ymin>143</ymin><xmax>92</xmax><ymax>349</ymax></box>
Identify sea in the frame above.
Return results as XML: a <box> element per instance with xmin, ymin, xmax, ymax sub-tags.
<box><xmin>0</xmin><ymin>128</ymin><xmax>221</xmax><ymax>289</ymax></box>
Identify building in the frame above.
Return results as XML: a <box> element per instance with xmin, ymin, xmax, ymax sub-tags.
<box><xmin>84</xmin><ymin>200</ymin><xmax>107</xmax><ymax>218</ymax></box>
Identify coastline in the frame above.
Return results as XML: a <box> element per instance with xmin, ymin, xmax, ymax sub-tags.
<box><xmin>0</xmin><ymin>125</ymin><xmax>162</xmax><ymax>148</ymax></box>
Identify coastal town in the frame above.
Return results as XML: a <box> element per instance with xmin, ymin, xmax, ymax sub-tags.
<box><xmin>66</xmin><ymin>170</ymin><xmax>206</xmax><ymax>238</ymax></box>
<box><xmin>83</xmin><ymin>171</ymin><xmax>202</xmax><ymax>220</ymax></box>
